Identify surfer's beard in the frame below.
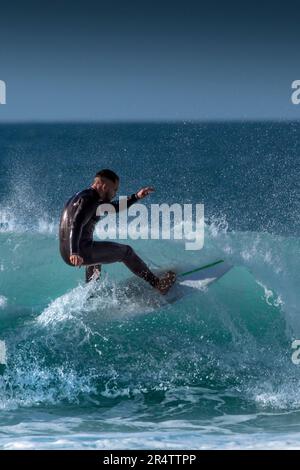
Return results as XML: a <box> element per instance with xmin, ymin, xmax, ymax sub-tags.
<box><xmin>102</xmin><ymin>189</ymin><xmax>112</xmax><ymax>202</ymax></box>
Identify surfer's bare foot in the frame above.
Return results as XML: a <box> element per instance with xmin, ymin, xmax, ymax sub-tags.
<box><xmin>155</xmin><ymin>271</ymin><xmax>176</xmax><ymax>295</ymax></box>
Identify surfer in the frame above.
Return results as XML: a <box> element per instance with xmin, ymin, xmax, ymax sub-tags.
<box><xmin>59</xmin><ymin>169</ymin><xmax>176</xmax><ymax>294</ymax></box>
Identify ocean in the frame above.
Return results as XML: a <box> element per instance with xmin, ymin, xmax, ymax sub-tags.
<box><xmin>0</xmin><ymin>121</ymin><xmax>300</xmax><ymax>449</ymax></box>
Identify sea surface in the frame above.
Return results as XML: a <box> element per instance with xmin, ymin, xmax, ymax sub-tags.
<box><xmin>0</xmin><ymin>121</ymin><xmax>300</xmax><ymax>449</ymax></box>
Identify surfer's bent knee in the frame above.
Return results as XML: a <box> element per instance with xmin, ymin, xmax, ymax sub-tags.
<box><xmin>123</xmin><ymin>244</ymin><xmax>134</xmax><ymax>261</ymax></box>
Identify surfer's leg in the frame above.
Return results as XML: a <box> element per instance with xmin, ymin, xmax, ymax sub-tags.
<box><xmin>120</xmin><ymin>246</ymin><xmax>176</xmax><ymax>293</ymax></box>
<box><xmin>85</xmin><ymin>264</ymin><xmax>101</xmax><ymax>283</ymax></box>
<box><xmin>121</xmin><ymin>248</ymin><xmax>176</xmax><ymax>294</ymax></box>
<box><xmin>82</xmin><ymin>241</ymin><xmax>176</xmax><ymax>294</ymax></box>
<box><xmin>121</xmin><ymin>245</ymin><xmax>160</xmax><ymax>287</ymax></box>
<box><xmin>82</xmin><ymin>241</ymin><xmax>160</xmax><ymax>287</ymax></box>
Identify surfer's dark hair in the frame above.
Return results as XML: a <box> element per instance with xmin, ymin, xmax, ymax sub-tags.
<box><xmin>95</xmin><ymin>169</ymin><xmax>119</xmax><ymax>183</ymax></box>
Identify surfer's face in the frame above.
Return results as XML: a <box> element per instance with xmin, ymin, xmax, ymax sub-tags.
<box><xmin>101</xmin><ymin>178</ymin><xmax>119</xmax><ymax>201</ymax></box>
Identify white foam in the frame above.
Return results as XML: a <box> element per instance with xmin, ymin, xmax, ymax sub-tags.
<box><xmin>0</xmin><ymin>295</ymin><xmax>7</xmax><ymax>309</ymax></box>
<box><xmin>2</xmin><ymin>430</ymin><xmax>300</xmax><ymax>450</ymax></box>
<box><xmin>256</xmin><ymin>280</ymin><xmax>284</xmax><ymax>308</ymax></box>
<box><xmin>0</xmin><ymin>340</ymin><xmax>7</xmax><ymax>365</ymax></box>
<box><xmin>0</xmin><ymin>210</ymin><xmax>19</xmax><ymax>233</ymax></box>
<box><xmin>37</xmin><ymin>218</ymin><xmax>56</xmax><ymax>234</ymax></box>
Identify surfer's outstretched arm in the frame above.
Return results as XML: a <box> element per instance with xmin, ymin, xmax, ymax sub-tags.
<box><xmin>110</xmin><ymin>186</ymin><xmax>155</xmax><ymax>212</ymax></box>
<box><xmin>110</xmin><ymin>193</ymin><xmax>139</xmax><ymax>212</ymax></box>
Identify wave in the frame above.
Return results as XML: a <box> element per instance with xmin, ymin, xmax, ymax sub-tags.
<box><xmin>0</xmin><ymin>208</ymin><xmax>56</xmax><ymax>234</ymax></box>
<box><xmin>0</xmin><ymin>217</ymin><xmax>299</xmax><ymax>411</ymax></box>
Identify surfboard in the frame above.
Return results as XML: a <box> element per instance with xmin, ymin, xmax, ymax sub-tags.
<box><xmin>105</xmin><ymin>258</ymin><xmax>233</xmax><ymax>308</ymax></box>
<box><xmin>86</xmin><ymin>259</ymin><xmax>233</xmax><ymax>311</ymax></box>
<box><xmin>164</xmin><ymin>259</ymin><xmax>233</xmax><ymax>304</ymax></box>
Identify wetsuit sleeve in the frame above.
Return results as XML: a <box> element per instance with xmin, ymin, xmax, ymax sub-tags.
<box><xmin>110</xmin><ymin>193</ymin><xmax>139</xmax><ymax>213</ymax></box>
<box><xmin>70</xmin><ymin>196</ymin><xmax>95</xmax><ymax>255</ymax></box>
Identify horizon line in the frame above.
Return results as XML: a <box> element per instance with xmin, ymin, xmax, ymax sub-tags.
<box><xmin>0</xmin><ymin>118</ymin><xmax>300</xmax><ymax>125</ymax></box>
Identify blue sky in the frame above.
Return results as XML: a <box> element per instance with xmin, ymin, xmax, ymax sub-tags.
<box><xmin>0</xmin><ymin>0</ymin><xmax>300</xmax><ymax>121</ymax></box>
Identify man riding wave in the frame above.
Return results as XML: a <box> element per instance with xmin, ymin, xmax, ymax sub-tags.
<box><xmin>59</xmin><ymin>169</ymin><xmax>176</xmax><ymax>294</ymax></box>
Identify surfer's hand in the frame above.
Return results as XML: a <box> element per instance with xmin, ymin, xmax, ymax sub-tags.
<box><xmin>136</xmin><ymin>187</ymin><xmax>155</xmax><ymax>199</ymax></box>
<box><xmin>70</xmin><ymin>255</ymin><xmax>83</xmax><ymax>267</ymax></box>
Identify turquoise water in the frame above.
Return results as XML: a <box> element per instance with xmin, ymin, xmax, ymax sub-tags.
<box><xmin>0</xmin><ymin>122</ymin><xmax>300</xmax><ymax>449</ymax></box>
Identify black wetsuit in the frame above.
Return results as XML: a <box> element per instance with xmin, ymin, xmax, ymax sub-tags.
<box><xmin>59</xmin><ymin>187</ymin><xmax>159</xmax><ymax>285</ymax></box>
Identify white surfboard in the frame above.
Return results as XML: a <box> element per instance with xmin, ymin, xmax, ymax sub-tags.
<box><xmin>164</xmin><ymin>259</ymin><xmax>233</xmax><ymax>303</ymax></box>
<box><xmin>113</xmin><ymin>259</ymin><xmax>233</xmax><ymax>307</ymax></box>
